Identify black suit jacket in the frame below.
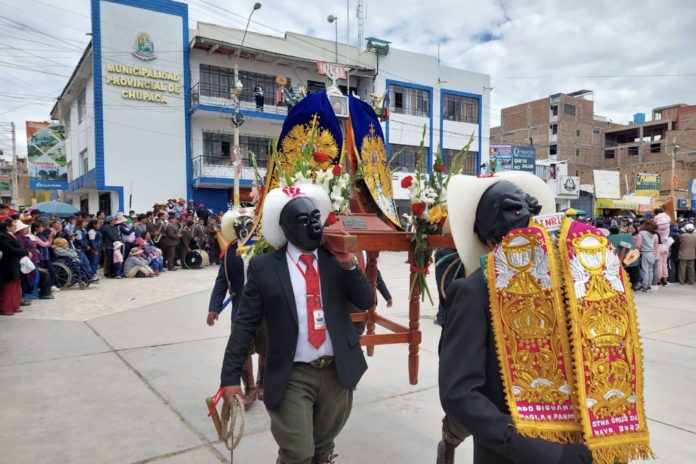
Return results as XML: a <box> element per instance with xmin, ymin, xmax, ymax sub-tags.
<box><xmin>439</xmin><ymin>269</ymin><xmax>563</xmax><ymax>464</ymax></box>
<box><xmin>209</xmin><ymin>242</ymin><xmax>245</xmax><ymax>313</ymax></box>
<box><xmin>221</xmin><ymin>246</ymin><xmax>375</xmax><ymax>410</ymax></box>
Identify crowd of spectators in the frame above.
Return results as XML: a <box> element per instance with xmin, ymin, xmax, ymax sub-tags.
<box><xmin>0</xmin><ymin>198</ymin><xmax>227</xmax><ymax>316</ymax></box>
<box><xmin>584</xmin><ymin>210</ymin><xmax>696</xmax><ymax>291</ymax></box>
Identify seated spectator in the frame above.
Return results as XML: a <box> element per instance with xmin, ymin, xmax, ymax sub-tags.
<box><xmin>123</xmin><ymin>248</ymin><xmax>154</xmax><ymax>278</ymax></box>
<box><xmin>52</xmin><ymin>237</ymin><xmax>92</xmax><ymax>289</ymax></box>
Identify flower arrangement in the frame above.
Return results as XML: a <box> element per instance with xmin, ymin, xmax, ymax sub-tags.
<box><xmin>401</xmin><ymin>126</ymin><xmax>475</xmax><ymax>303</ymax></box>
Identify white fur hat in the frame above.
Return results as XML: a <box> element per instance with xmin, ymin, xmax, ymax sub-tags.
<box><xmin>447</xmin><ymin>171</ymin><xmax>556</xmax><ymax>277</ymax></box>
<box><xmin>221</xmin><ymin>206</ymin><xmax>256</xmax><ymax>242</ymax></box>
<box><xmin>261</xmin><ymin>183</ymin><xmax>331</xmax><ymax>249</ymax></box>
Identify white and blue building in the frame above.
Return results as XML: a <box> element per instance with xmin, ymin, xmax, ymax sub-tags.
<box><xmin>52</xmin><ymin>0</ymin><xmax>490</xmax><ymax>214</ymax></box>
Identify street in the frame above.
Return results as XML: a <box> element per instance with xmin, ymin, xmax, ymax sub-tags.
<box><xmin>1</xmin><ymin>251</ymin><xmax>695</xmax><ymax>463</ymax></box>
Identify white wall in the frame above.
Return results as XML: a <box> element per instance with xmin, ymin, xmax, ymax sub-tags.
<box><xmin>98</xmin><ymin>0</ymin><xmax>188</xmax><ymax>213</ymax></box>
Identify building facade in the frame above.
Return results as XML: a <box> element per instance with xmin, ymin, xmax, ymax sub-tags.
<box><xmin>51</xmin><ymin>0</ymin><xmax>490</xmax><ymax>215</ymax></box>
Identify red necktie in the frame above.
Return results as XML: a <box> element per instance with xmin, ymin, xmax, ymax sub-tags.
<box><xmin>299</xmin><ymin>254</ymin><xmax>326</xmax><ymax>349</ymax></box>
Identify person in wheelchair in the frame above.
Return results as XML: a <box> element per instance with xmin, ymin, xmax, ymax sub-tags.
<box><xmin>51</xmin><ymin>238</ymin><xmax>96</xmax><ymax>289</ymax></box>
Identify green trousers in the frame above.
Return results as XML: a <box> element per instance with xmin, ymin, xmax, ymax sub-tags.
<box><xmin>268</xmin><ymin>363</ymin><xmax>353</xmax><ymax>464</ymax></box>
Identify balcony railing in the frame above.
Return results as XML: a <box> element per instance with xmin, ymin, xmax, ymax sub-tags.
<box><xmin>191</xmin><ymin>82</ymin><xmax>289</xmax><ymax>116</ymax></box>
<box><xmin>192</xmin><ymin>155</ymin><xmax>267</xmax><ymax>182</ymax></box>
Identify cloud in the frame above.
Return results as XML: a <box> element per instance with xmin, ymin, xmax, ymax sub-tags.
<box><xmin>1</xmin><ymin>0</ymin><xmax>695</xmax><ymax>156</ymax></box>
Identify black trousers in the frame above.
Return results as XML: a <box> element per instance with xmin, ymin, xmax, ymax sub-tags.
<box><xmin>103</xmin><ymin>249</ymin><xmax>114</xmax><ymax>277</ymax></box>
<box><xmin>165</xmin><ymin>245</ymin><xmax>177</xmax><ymax>269</ymax></box>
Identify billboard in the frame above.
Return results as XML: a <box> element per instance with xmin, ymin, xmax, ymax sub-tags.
<box><xmin>489</xmin><ymin>144</ymin><xmax>536</xmax><ymax>173</ymax></box>
<box><xmin>593</xmin><ymin>170</ymin><xmax>621</xmax><ymax>199</ymax></box>
<box><xmin>26</xmin><ymin>121</ymin><xmax>67</xmax><ymax>190</ymax></box>
<box><xmin>635</xmin><ymin>173</ymin><xmax>660</xmax><ymax>199</ymax></box>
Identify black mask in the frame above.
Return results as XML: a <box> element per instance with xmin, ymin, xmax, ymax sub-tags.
<box><xmin>474</xmin><ymin>180</ymin><xmax>542</xmax><ymax>245</ymax></box>
<box><xmin>234</xmin><ymin>216</ymin><xmax>254</xmax><ymax>242</ymax></box>
<box><xmin>279</xmin><ymin>197</ymin><xmax>323</xmax><ymax>251</ymax></box>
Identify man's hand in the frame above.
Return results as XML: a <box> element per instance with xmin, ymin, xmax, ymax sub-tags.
<box><xmin>206</xmin><ymin>311</ymin><xmax>219</xmax><ymax>326</ymax></box>
<box><xmin>223</xmin><ymin>385</ymin><xmax>244</xmax><ymax>406</ymax></box>
<box><xmin>386</xmin><ymin>299</ymin><xmax>393</xmax><ymax>308</ymax></box>
<box><xmin>322</xmin><ymin>230</ymin><xmax>355</xmax><ymax>265</ymax></box>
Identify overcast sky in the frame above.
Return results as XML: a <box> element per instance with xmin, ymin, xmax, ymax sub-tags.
<box><xmin>1</xmin><ymin>0</ymin><xmax>696</xmax><ymax>157</ymax></box>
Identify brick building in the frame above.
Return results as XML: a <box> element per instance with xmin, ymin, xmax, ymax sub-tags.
<box><xmin>603</xmin><ymin>104</ymin><xmax>696</xmax><ymax>207</ymax></box>
<box><xmin>490</xmin><ymin>90</ymin><xmax>618</xmax><ymax>185</ymax></box>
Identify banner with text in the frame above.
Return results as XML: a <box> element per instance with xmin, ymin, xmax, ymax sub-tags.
<box><xmin>26</xmin><ymin>121</ymin><xmax>67</xmax><ymax>190</ymax></box>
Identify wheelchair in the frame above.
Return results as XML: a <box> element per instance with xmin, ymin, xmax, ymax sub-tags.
<box><xmin>51</xmin><ymin>258</ymin><xmax>91</xmax><ymax>290</ymax></box>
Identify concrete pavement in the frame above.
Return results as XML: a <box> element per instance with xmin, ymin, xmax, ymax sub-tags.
<box><xmin>1</xmin><ymin>252</ymin><xmax>695</xmax><ymax>463</ymax></box>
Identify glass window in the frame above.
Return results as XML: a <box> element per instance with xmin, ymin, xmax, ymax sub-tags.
<box><xmin>549</xmin><ymin>144</ymin><xmax>557</xmax><ymax>156</ymax></box>
<box><xmin>441</xmin><ymin>148</ymin><xmax>478</xmax><ymax>174</ymax></box>
<box><xmin>550</xmin><ymin>105</ymin><xmax>559</xmax><ymax>116</ymax></box>
<box><xmin>199</xmin><ymin>64</ymin><xmax>288</xmax><ymax>105</ymax></box>
<box><xmin>564</xmin><ymin>104</ymin><xmax>576</xmax><ymax>116</ymax></box>
<box><xmin>77</xmin><ymin>89</ymin><xmax>86</xmax><ymax>122</ymax></box>
<box><xmin>442</xmin><ymin>94</ymin><xmax>479</xmax><ymax>124</ymax></box>
<box><xmin>240</xmin><ymin>135</ymin><xmax>272</xmax><ymax>165</ymax></box>
<box><xmin>389</xmin><ymin>85</ymin><xmax>430</xmax><ymax>117</ymax></box>
<box><xmin>389</xmin><ymin>144</ymin><xmax>427</xmax><ymax>171</ymax></box>
<box><xmin>604</xmin><ymin>149</ymin><xmax>615</xmax><ymax>159</ymax></box>
<box><xmin>550</xmin><ymin>124</ymin><xmax>558</xmax><ymax>135</ymax></box>
<box><xmin>202</xmin><ymin>132</ymin><xmax>272</xmax><ymax>165</ymax></box>
<box><xmin>79</xmin><ymin>148</ymin><xmax>88</xmax><ymax>176</ymax></box>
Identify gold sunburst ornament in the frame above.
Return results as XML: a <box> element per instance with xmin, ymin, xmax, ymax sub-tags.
<box><xmin>360</xmin><ymin>123</ymin><xmax>400</xmax><ymax>225</ymax></box>
<box><xmin>279</xmin><ymin>116</ymin><xmax>339</xmax><ymax>176</ymax></box>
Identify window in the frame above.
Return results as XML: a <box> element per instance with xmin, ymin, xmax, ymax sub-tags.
<box><xmin>564</xmin><ymin>104</ymin><xmax>576</xmax><ymax>116</ymax></box>
<box><xmin>550</xmin><ymin>105</ymin><xmax>559</xmax><ymax>116</ymax></box>
<box><xmin>240</xmin><ymin>135</ymin><xmax>272</xmax><ymax>164</ymax></box>
<box><xmin>77</xmin><ymin>89</ymin><xmax>86</xmax><ymax>122</ymax></box>
<box><xmin>550</xmin><ymin>124</ymin><xmax>558</xmax><ymax>135</ymax></box>
<box><xmin>576</xmin><ymin>129</ymin><xmax>581</xmax><ymax>137</ymax></box>
<box><xmin>389</xmin><ymin>144</ymin><xmax>427</xmax><ymax>171</ymax></box>
<box><xmin>592</xmin><ymin>127</ymin><xmax>600</xmax><ymax>134</ymax></box>
<box><xmin>203</xmin><ymin>132</ymin><xmax>272</xmax><ymax>165</ymax></box>
<box><xmin>441</xmin><ymin>148</ymin><xmax>478</xmax><ymax>174</ymax></box>
<box><xmin>604</xmin><ymin>149</ymin><xmax>615</xmax><ymax>159</ymax></box>
<box><xmin>549</xmin><ymin>144</ymin><xmax>557</xmax><ymax>156</ymax></box>
<box><xmin>390</xmin><ymin>85</ymin><xmax>430</xmax><ymax>117</ymax></box>
<box><xmin>79</xmin><ymin>148</ymin><xmax>88</xmax><ymax>176</ymax></box>
<box><xmin>576</xmin><ymin>148</ymin><xmax>580</xmax><ymax>157</ymax></box>
<box><xmin>628</xmin><ymin>146</ymin><xmax>639</xmax><ymax>156</ymax></box>
<box><xmin>199</xmin><ymin>64</ymin><xmax>288</xmax><ymax>103</ymax></box>
<box><xmin>650</xmin><ymin>143</ymin><xmax>661</xmax><ymax>153</ymax></box>
<box><xmin>203</xmin><ymin>132</ymin><xmax>232</xmax><ymax>161</ymax></box>
<box><xmin>442</xmin><ymin>94</ymin><xmax>479</xmax><ymax>123</ymax></box>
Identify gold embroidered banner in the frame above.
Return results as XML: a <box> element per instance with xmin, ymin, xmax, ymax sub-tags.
<box><xmin>486</xmin><ymin>224</ymin><xmax>582</xmax><ymax>442</ymax></box>
<box><xmin>558</xmin><ymin>218</ymin><xmax>653</xmax><ymax>464</ymax></box>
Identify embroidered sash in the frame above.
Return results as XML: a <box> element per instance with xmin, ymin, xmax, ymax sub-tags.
<box><xmin>558</xmin><ymin>218</ymin><xmax>653</xmax><ymax>464</ymax></box>
<box><xmin>486</xmin><ymin>224</ymin><xmax>582</xmax><ymax>442</ymax></box>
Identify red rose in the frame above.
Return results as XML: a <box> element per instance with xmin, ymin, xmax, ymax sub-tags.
<box><xmin>332</xmin><ymin>164</ymin><xmax>342</xmax><ymax>176</ymax></box>
<box><xmin>401</xmin><ymin>175</ymin><xmax>413</xmax><ymax>188</ymax></box>
<box><xmin>313</xmin><ymin>152</ymin><xmax>331</xmax><ymax>163</ymax></box>
<box><xmin>412</xmin><ymin>202</ymin><xmax>426</xmax><ymax>216</ymax></box>
<box><xmin>325</xmin><ymin>212</ymin><xmax>338</xmax><ymax>226</ymax></box>
<box><xmin>438</xmin><ymin>163</ymin><xmax>446</xmax><ymax>173</ymax></box>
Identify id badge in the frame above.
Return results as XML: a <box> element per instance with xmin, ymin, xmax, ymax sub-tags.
<box><xmin>313</xmin><ymin>309</ymin><xmax>326</xmax><ymax>330</ymax></box>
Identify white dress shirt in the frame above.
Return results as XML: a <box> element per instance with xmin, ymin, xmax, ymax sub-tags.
<box><xmin>286</xmin><ymin>243</ymin><xmax>334</xmax><ymax>362</ymax></box>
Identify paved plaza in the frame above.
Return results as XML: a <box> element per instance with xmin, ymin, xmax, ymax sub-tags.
<box><xmin>1</xmin><ymin>251</ymin><xmax>695</xmax><ymax>463</ymax></box>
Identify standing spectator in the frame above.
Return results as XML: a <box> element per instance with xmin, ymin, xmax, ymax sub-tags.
<box><xmin>678</xmin><ymin>223</ymin><xmax>696</xmax><ymax>285</ymax></box>
<box><xmin>254</xmin><ymin>82</ymin><xmax>265</xmax><ymax>111</ymax></box>
<box><xmin>145</xmin><ymin>211</ymin><xmax>156</xmax><ymax>237</ymax></box>
<box><xmin>133</xmin><ymin>214</ymin><xmax>148</xmax><ymax>238</ymax></box>
<box><xmin>0</xmin><ymin>219</ymin><xmax>27</xmax><ymax>315</ymax></box>
<box><xmin>193</xmin><ymin>217</ymin><xmax>208</xmax><ymax>251</ymax></box>
<box><xmin>196</xmin><ymin>203</ymin><xmax>209</xmax><ymax>223</ymax></box>
<box><xmin>152</xmin><ymin>212</ymin><xmax>166</xmax><ymax>249</ymax></box>
<box><xmin>102</xmin><ymin>216</ymin><xmax>122</xmax><ymax>278</ymax></box>
<box><xmin>63</xmin><ymin>215</ymin><xmax>77</xmax><ymax>236</ymax></box>
<box><xmin>111</xmin><ymin>241</ymin><xmax>125</xmax><ymax>279</ymax></box>
<box><xmin>163</xmin><ymin>213</ymin><xmax>181</xmax><ymax>271</ymax></box>
<box><xmin>638</xmin><ymin>219</ymin><xmax>658</xmax><ymax>292</ymax></box>
<box><xmin>116</xmin><ymin>214</ymin><xmax>135</xmax><ymax>259</ymax></box>
<box><xmin>207</xmin><ymin>218</ymin><xmax>220</xmax><ymax>265</ymax></box>
<box><xmin>29</xmin><ymin>222</ymin><xmax>56</xmax><ymax>298</ymax></box>
<box><xmin>20</xmin><ymin>222</ymin><xmax>53</xmax><ymax>300</ymax></box>
<box><xmin>86</xmin><ymin>219</ymin><xmax>103</xmax><ymax>277</ymax></box>
<box><xmin>669</xmin><ymin>223</ymin><xmax>681</xmax><ymax>283</ymax></box>
<box><xmin>654</xmin><ymin>210</ymin><xmax>672</xmax><ymax>286</ymax></box>
<box><xmin>187</xmin><ymin>200</ymin><xmax>196</xmax><ymax>217</ymax></box>
<box><xmin>179</xmin><ymin>219</ymin><xmax>194</xmax><ymax>268</ymax></box>
<box><xmin>123</xmin><ymin>248</ymin><xmax>154</xmax><ymax>278</ymax></box>
<box><xmin>176</xmin><ymin>198</ymin><xmax>187</xmax><ymax>218</ymax></box>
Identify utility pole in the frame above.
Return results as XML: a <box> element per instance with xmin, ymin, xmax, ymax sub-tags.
<box><xmin>11</xmin><ymin>122</ymin><xmax>18</xmax><ymax>209</ymax></box>
<box><xmin>671</xmin><ymin>137</ymin><xmax>677</xmax><ymax>199</ymax></box>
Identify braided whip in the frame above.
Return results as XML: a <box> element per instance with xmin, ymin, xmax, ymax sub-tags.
<box><xmin>207</xmin><ymin>388</ymin><xmax>246</xmax><ymax>462</ymax></box>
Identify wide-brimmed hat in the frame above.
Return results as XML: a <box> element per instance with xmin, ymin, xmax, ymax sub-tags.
<box><xmin>447</xmin><ymin>171</ymin><xmax>556</xmax><ymax>277</ymax></box>
<box><xmin>221</xmin><ymin>206</ymin><xmax>256</xmax><ymax>242</ymax></box>
<box><xmin>129</xmin><ymin>247</ymin><xmax>143</xmax><ymax>255</ymax></box>
<box><xmin>13</xmin><ymin>220</ymin><xmax>29</xmax><ymax>233</ymax></box>
<box><xmin>114</xmin><ymin>215</ymin><xmax>126</xmax><ymax>224</ymax></box>
<box><xmin>261</xmin><ymin>184</ymin><xmax>331</xmax><ymax>249</ymax></box>
<box><xmin>52</xmin><ymin>237</ymin><xmax>68</xmax><ymax>248</ymax></box>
